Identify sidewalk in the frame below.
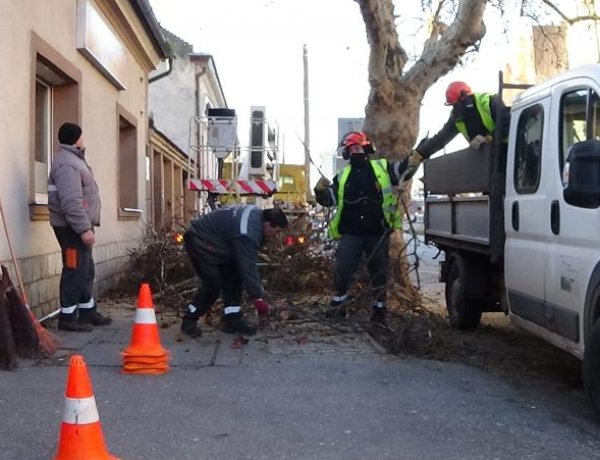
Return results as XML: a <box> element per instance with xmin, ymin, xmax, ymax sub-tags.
<box><xmin>1</xmin><ymin>302</ymin><xmax>600</xmax><ymax>460</ymax></box>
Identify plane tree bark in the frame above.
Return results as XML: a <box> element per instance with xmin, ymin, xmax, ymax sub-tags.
<box><xmin>355</xmin><ymin>0</ymin><xmax>487</xmax><ymax>303</ymax></box>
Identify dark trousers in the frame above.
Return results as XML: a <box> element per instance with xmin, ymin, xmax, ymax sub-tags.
<box><xmin>53</xmin><ymin>226</ymin><xmax>95</xmax><ymax>316</ymax></box>
<box><xmin>184</xmin><ymin>234</ymin><xmax>242</xmax><ymax>318</ymax></box>
<box><xmin>334</xmin><ymin>233</ymin><xmax>390</xmax><ymax>303</ymax></box>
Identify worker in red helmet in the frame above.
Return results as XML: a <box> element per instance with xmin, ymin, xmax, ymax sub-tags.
<box><xmin>313</xmin><ymin>131</ymin><xmax>411</xmax><ymax>325</ymax></box>
<box><xmin>405</xmin><ymin>81</ymin><xmax>509</xmax><ymax>177</ymax></box>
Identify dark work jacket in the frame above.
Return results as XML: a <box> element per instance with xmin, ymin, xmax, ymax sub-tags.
<box><xmin>418</xmin><ymin>94</ymin><xmax>510</xmax><ymax>159</ymax></box>
<box><xmin>315</xmin><ymin>157</ymin><xmax>407</xmax><ymax>235</ymax></box>
<box><xmin>185</xmin><ymin>205</ymin><xmax>264</xmax><ymax>299</ymax></box>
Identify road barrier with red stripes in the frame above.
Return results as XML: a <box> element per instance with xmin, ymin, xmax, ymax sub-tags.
<box><xmin>188</xmin><ymin>178</ymin><xmax>277</xmax><ymax>196</ymax></box>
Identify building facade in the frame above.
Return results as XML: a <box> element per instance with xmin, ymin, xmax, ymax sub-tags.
<box><xmin>149</xmin><ymin>29</ymin><xmax>229</xmax><ymax>227</ymax></box>
<box><xmin>0</xmin><ymin>0</ymin><xmax>166</xmax><ymax>317</ymax></box>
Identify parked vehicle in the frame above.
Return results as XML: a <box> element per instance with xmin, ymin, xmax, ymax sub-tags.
<box><xmin>423</xmin><ymin>66</ymin><xmax>600</xmax><ymax>413</ymax></box>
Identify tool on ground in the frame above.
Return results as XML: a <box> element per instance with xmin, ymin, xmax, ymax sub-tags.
<box><xmin>0</xmin><ymin>193</ymin><xmax>59</xmax><ymax>356</ymax></box>
<box><xmin>121</xmin><ymin>282</ymin><xmax>170</xmax><ymax>375</ymax></box>
<box><xmin>0</xmin><ymin>271</ymin><xmax>17</xmax><ymax>370</ymax></box>
<box><xmin>54</xmin><ymin>354</ymin><xmax>119</xmax><ymax>460</ymax></box>
<box><xmin>2</xmin><ymin>265</ymin><xmax>51</xmax><ymax>358</ymax></box>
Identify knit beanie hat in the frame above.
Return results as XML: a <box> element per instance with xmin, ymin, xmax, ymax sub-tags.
<box><xmin>58</xmin><ymin>122</ymin><xmax>82</xmax><ymax>145</ymax></box>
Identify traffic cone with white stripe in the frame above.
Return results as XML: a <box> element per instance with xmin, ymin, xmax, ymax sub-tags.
<box><xmin>121</xmin><ymin>283</ymin><xmax>170</xmax><ymax>374</ymax></box>
<box><xmin>54</xmin><ymin>354</ymin><xmax>119</xmax><ymax>460</ymax></box>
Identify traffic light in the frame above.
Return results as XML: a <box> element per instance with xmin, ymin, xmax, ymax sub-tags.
<box><xmin>249</xmin><ymin>106</ymin><xmax>266</xmax><ymax>175</ymax></box>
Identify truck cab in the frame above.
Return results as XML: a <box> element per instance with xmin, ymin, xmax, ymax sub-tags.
<box><xmin>423</xmin><ymin>65</ymin><xmax>600</xmax><ymax>413</ymax></box>
<box><xmin>504</xmin><ymin>67</ymin><xmax>600</xmax><ymax>359</ymax></box>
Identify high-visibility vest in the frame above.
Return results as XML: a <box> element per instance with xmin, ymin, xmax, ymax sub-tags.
<box><xmin>328</xmin><ymin>158</ymin><xmax>402</xmax><ymax>239</ymax></box>
<box><xmin>455</xmin><ymin>93</ymin><xmax>495</xmax><ymax>140</ymax></box>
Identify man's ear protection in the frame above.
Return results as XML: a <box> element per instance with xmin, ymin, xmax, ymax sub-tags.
<box><xmin>338</xmin><ymin>131</ymin><xmax>375</xmax><ymax>159</ymax></box>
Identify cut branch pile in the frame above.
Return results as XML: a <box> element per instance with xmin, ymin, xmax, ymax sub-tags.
<box><xmin>107</xmin><ymin>208</ymin><xmax>433</xmax><ymax>351</ymax></box>
<box><xmin>260</xmin><ymin>213</ymin><xmax>335</xmax><ymax>294</ymax></box>
<box><xmin>117</xmin><ymin>226</ymin><xmax>191</xmax><ymax>295</ymax></box>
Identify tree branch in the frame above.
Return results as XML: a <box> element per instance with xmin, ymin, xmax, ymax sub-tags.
<box><xmin>355</xmin><ymin>0</ymin><xmax>408</xmax><ymax>91</ymax></box>
<box><xmin>405</xmin><ymin>0</ymin><xmax>487</xmax><ymax>95</ymax></box>
<box><xmin>423</xmin><ymin>0</ymin><xmax>450</xmax><ymax>54</ymax></box>
<box><xmin>537</xmin><ymin>0</ymin><xmax>600</xmax><ymax>25</ymax></box>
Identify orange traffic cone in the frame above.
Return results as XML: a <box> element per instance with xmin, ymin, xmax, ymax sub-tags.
<box><xmin>121</xmin><ymin>283</ymin><xmax>170</xmax><ymax>375</ymax></box>
<box><xmin>54</xmin><ymin>354</ymin><xmax>119</xmax><ymax>460</ymax></box>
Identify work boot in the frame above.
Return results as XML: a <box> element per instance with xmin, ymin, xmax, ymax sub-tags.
<box><xmin>369</xmin><ymin>302</ymin><xmax>387</xmax><ymax>325</ymax></box>
<box><xmin>325</xmin><ymin>295</ymin><xmax>349</xmax><ymax>318</ymax></box>
<box><xmin>78</xmin><ymin>308</ymin><xmax>112</xmax><ymax>326</ymax></box>
<box><xmin>58</xmin><ymin>314</ymin><xmax>93</xmax><ymax>332</ymax></box>
<box><xmin>223</xmin><ymin>312</ymin><xmax>257</xmax><ymax>335</ymax></box>
<box><xmin>181</xmin><ymin>315</ymin><xmax>203</xmax><ymax>338</ymax></box>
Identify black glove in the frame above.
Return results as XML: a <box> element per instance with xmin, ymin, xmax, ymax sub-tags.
<box><xmin>314</xmin><ymin>176</ymin><xmax>331</xmax><ymax>192</ymax></box>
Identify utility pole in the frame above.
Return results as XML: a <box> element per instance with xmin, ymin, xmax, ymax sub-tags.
<box><xmin>303</xmin><ymin>44</ymin><xmax>311</xmax><ymax>199</ymax></box>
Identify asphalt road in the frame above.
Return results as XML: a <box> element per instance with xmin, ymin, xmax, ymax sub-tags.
<box><xmin>1</xmin><ymin>300</ymin><xmax>600</xmax><ymax>460</ymax></box>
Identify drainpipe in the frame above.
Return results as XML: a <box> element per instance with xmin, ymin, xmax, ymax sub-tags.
<box><xmin>149</xmin><ymin>56</ymin><xmax>173</xmax><ymax>83</ymax></box>
<box><xmin>195</xmin><ymin>66</ymin><xmax>208</xmax><ymax>180</ymax></box>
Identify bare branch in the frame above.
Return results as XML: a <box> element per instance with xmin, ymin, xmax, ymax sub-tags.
<box><xmin>423</xmin><ymin>0</ymin><xmax>450</xmax><ymax>54</ymax></box>
<box><xmin>545</xmin><ymin>2</ymin><xmax>599</xmax><ymax>23</ymax></box>
<box><xmin>540</xmin><ymin>0</ymin><xmax>576</xmax><ymax>24</ymax></box>
<box><xmin>527</xmin><ymin>0</ymin><xmax>600</xmax><ymax>25</ymax></box>
<box><xmin>406</xmin><ymin>0</ymin><xmax>487</xmax><ymax>95</ymax></box>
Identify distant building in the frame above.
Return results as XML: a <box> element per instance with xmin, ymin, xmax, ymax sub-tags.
<box><xmin>504</xmin><ymin>3</ymin><xmax>600</xmax><ymax>101</ymax></box>
<box><xmin>148</xmin><ymin>29</ymin><xmax>228</xmax><ymax>229</ymax></box>
<box><xmin>333</xmin><ymin>118</ymin><xmax>364</xmax><ymax>173</ymax></box>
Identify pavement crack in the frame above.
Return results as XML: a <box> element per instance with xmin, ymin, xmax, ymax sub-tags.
<box><xmin>209</xmin><ymin>339</ymin><xmax>221</xmax><ymax>366</ymax></box>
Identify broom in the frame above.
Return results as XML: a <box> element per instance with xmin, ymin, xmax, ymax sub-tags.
<box><xmin>3</xmin><ymin>266</ymin><xmax>53</xmax><ymax>358</ymax></box>
<box><xmin>0</xmin><ymin>193</ymin><xmax>59</xmax><ymax>357</ymax></box>
<box><xmin>0</xmin><ymin>272</ymin><xmax>18</xmax><ymax>370</ymax></box>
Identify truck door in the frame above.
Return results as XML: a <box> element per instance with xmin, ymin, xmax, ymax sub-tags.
<box><xmin>505</xmin><ymin>100</ymin><xmax>549</xmax><ymax>328</ymax></box>
<box><xmin>544</xmin><ymin>82</ymin><xmax>600</xmax><ymax>347</ymax></box>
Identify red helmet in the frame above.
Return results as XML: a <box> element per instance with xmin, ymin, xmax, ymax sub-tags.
<box><xmin>445</xmin><ymin>81</ymin><xmax>472</xmax><ymax>105</ymax></box>
<box><xmin>338</xmin><ymin>131</ymin><xmax>374</xmax><ymax>159</ymax></box>
<box><xmin>341</xmin><ymin>131</ymin><xmax>370</xmax><ymax>148</ymax></box>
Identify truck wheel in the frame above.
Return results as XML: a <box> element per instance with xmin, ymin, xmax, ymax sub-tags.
<box><xmin>583</xmin><ymin>290</ymin><xmax>600</xmax><ymax>416</ymax></box>
<box><xmin>445</xmin><ymin>255</ymin><xmax>483</xmax><ymax>331</ymax></box>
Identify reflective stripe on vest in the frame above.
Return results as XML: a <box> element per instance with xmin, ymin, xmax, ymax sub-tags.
<box><xmin>455</xmin><ymin>93</ymin><xmax>495</xmax><ymax>140</ymax></box>
<box><xmin>328</xmin><ymin>159</ymin><xmax>402</xmax><ymax>239</ymax></box>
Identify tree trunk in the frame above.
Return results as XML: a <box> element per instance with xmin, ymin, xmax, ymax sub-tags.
<box><xmin>355</xmin><ymin>0</ymin><xmax>487</xmax><ymax>307</ymax></box>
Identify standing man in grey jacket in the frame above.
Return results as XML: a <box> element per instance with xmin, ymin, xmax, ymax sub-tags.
<box><xmin>48</xmin><ymin>122</ymin><xmax>111</xmax><ymax>332</ymax></box>
<box><xmin>181</xmin><ymin>205</ymin><xmax>288</xmax><ymax>337</ymax></box>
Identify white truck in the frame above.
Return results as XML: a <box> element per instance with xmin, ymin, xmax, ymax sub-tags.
<box><xmin>423</xmin><ymin>65</ymin><xmax>600</xmax><ymax>413</ymax></box>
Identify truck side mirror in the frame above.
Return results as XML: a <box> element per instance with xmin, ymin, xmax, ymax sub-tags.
<box><xmin>564</xmin><ymin>140</ymin><xmax>600</xmax><ymax>209</ymax></box>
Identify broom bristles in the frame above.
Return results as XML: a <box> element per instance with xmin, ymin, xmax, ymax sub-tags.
<box><xmin>29</xmin><ymin>310</ymin><xmax>59</xmax><ymax>356</ymax></box>
<box><xmin>1</xmin><ymin>265</ymin><xmax>59</xmax><ymax>358</ymax></box>
<box><xmin>0</xmin><ymin>293</ymin><xmax>17</xmax><ymax>370</ymax></box>
<box><xmin>6</xmin><ymin>288</ymin><xmax>45</xmax><ymax>358</ymax></box>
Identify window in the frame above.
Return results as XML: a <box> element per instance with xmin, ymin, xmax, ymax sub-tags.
<box><xmin>34</xmin><ymin>79</ymin><xmax>52</xmax><ymax>203</ymax></box>
<box><xmin>118</xmin><ymin>113</ymin><xmax>139</xmax><ymax>215</ymax></box>
<box><xmin>278</xmin><ymin>176</ymin><xmax>294</xmax><ymax>188</ymax></box>
<box><xmin>560</xmin><ymin>88</ymin><xmax>600</xmax><ymax>185</ymax></box>
<box><xmin>29</xmin><ymin>34</ymin><xmax>81</xmax><ymax>219</ymax></box>
<box><xmin>514</xmin><ymin>104</ymin><xmax>544</xmax><ymax>194</ymax></box>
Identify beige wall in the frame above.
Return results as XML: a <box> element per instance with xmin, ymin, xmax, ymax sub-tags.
<box><xmin>0</xmin><ymin>0</ymin><xmax>163</xmax><ymax>316</ymax></box>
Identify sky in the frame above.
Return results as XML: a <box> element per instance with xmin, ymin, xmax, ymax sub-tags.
<box><xmin>148</xmin><ymin>0</ymin><xmax>375</xmax><ymax>177</ymax></box>
<box><xmin>146</xmin><ymin>0</ymin><xmax>585</xmax><ymax>180</ymax></box>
